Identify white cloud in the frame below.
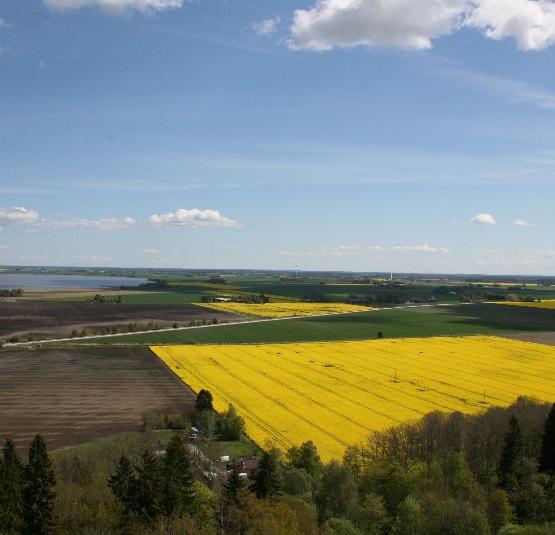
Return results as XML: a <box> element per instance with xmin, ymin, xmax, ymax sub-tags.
<box><xmin>512</xmin><ymin>218</ymin><xmax>533</xmax><ymax>227</ymax></box>
<box><xmin>45</xmin><ymin>217</ymin><xmax>137</xmax><ymax>230</ymax></box>
<box><xmin>0</xmin><ymin>245</ymin><xmax>7</xmax><ymax>252</ymax></box>
<box><xmin>391</xmin><ymin>244</ymin><xmax>449</xmax><ymax>254</ymax></box>
<box><xmin>0</xmin><ymin>18</ymin><xmax>12</xmax><ymax>28</ymax></box>
<box><xmin>289</xmin><ymin>0</ymin><xmax>555</xmax><ymax>51</ymax></box>
<box><xmin>140</xmin><ymin>248</ymin><xmax>159</xmax><ymax>254</ymax></box>
<box><xmin>148</xmin><ymin>209</ymin><xmax>241</xmax><ymax>228</ymax></box>
<box><xmin>0</xmin><ymin>207</ymin><xmax>40</xmax><ymax>225</ymax></box>
<box><xmin>466</xmin><ymin>0</ymin><xmax>555</xmax><ymax>51</ymax></box>
<box><xmin>290</xmin><ymin>0</ymin><xmax>467</xmax><ymax>51</ymax></box>
<box><xmin>469</xmin><ymin>213</ymin><xmax>496</xmax><ymax>224</ymax></box>
<box><xmin>43</xmin><ymin>0</ymin><xmax>183</xmax><ymax>14</ymax></box>
<box><xmin>252</xmin><ymin>16</ymin><xmax>281</xmax><ymax>36</ymax></box>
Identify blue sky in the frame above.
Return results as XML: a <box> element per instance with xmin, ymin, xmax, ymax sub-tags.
<box><xmin>1</xmin><ymin>0</ymin><xmax>555</xmax><ymax>274</ymax></box>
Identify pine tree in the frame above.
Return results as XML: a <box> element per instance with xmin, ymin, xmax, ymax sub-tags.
<box><xmin>195</xmin><ymin>389</ymin><xmax>214</xmax><ymax>412</ymax></box>
<box><xmin>161</xmin><ymin>435</ymin><xmax>196</xmax><ymax>516</ymax></box>
<box><xmin>134</xmin><ymin>449</ymin><xmax>162</xmax><ymax>522</ymax></box>
<box><xmin>540</xmin><ymin>403</ymin><xmax>555</xmax><ymax>473</ymax></box>
<box><xmin>498</xmin><ymin>415</ymin><xmax>524</xmax><ymax>489</ymax></box>
<box><xmin>251</xmin><ymin>451</ymin><xmax>281</xmax><ymax>499</ymax></box>
<box><xmin>108</xmin><ymin>454</ymin><xmax>136</xmax><ymax>522</ymax></box>
<box><xmin>22</xmin><ymin>434</ymin><xmax>56</xmax><ymax>535</ymax></box>
<box><xmin>0</xmin><ymin>439</ymin><xmax>24</xmax><ymax>532</ymax></box>
<box><xmin>223</xmin><ymin>468</ymin><xmax>247</xmax><ymax>508</ymax></box>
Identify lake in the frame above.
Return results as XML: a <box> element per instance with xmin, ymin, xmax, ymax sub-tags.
<box><xmin>0</xmin><ymin>273</ymin><xmax>148</xmax><ymax>290</ymax></box>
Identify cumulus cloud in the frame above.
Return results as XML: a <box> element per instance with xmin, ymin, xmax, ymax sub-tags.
<box><xmin>0</xmin><ymin>206</ymin><xmax>240</xmax><ymax>232</ymax></box>
<box><xmin>466</xmin><ymin>0</ymin><xmax>555</xmax><ymax>51</ymax></box>
<box><xmin>289</xmin><ymin>0</ymin><xmax>555</xmax><ymax>51</ymax></box>
<box><xmin>252</xmin><ymin>16</ymin><xmax>281</xmax><ymax>35</ymax></box>
<box><xmin>290</xmin><ymin>0</ymin><xmax>467</xmax><ymax>51</ymax></box>
<box><xmin>0</xmin><ymin>245</ymin><xmax>7</xmax><ymax>252</ymax></box>
<box><xmin>469</xmin><ymin>213</ymin><xmax>496</xmax><ymax>224</ymax></box>
<box><xmin>43</xmin><ymin>0</ymin><xmax>183</xmax><ymax>14</ymax></box>
<box><xmin>512</xmin><ymin>218</ymin><xmax>533</xmax><ymax>227</ymax></box>
<box><xmin>140</xmin><ymin>248</ymin><xmax>159</xmax><ymax>254</ymax></box>
<box><xmin>0</xmin><ymin>207</ymin><xmax>40</xmax><ymax>225</ymax></box>
<box><xmin>391</xmin><ymin>244</ymin><xmax>449</xmax><ymax>254</ymax></box>
<box><xmin>148</xmin><ymin>209</ymin><xmax>241</xmax><ymax>228</ymax></box>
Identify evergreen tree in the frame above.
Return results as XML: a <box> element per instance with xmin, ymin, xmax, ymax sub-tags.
<box><xmin>0</xmin><ymin>438</ymin><xmax>24</xmax><ymax>532</ymax></box>
<box><xmin>498</xmin><ymin>415</ymin><xmax>524</xmax><ymax>489</ymax></box>
<box><xmin>108</xmin><ymin>454</ymin><xmax>136</xmax><ymax>522</ymax></box>
<box><xmin>195</xmin><ymin>389</ymin><xmax>214</xmax><ymax>412</ymax></box>
<box><xmin>22</xmin><ymin>434</ymin><xmax>56</xmax><ymax>535</ymax></box>
<box><xmin>161</xmin><ymin>435</ymin><xmax>196</xmax><ymax>516</ymax></box>
<box><xmin>223</xmin><ymin>468</ymin><xmax>247</xmax><ymax>508</ymax></box>
<box><xmin>134</xmin><ymin>449</ymin><xmax>162</xmax><ymax>522</ymax></box>
<box><xmin>251</xmin><ymin>451</ymin><xmax>281</xmax><ymax>499</ymax></box>
<box><xmin>539</xmin><ymin>403</ymin><xmax>555</xmax><ymax>473</ymax></box>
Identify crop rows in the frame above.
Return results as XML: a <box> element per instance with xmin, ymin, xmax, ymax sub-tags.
<box><xmin>151</xmin><ymin>336</ymin><xmax>555</xmax><ymax>460</ymax></box>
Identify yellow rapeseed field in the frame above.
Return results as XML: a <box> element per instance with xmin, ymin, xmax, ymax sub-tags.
<box><xmin>197</xmin><ymin>301</ymin><xmax>370</xmax><ymax>318</ymax></box>
<box><xmin>499</xmin><ymin>300</ymin><xmax>555</xmax><ymax>309</ymax></box>
<box><xmin>151</xmin><ymin>336</ymin><xmax>555</xmax><ymax>461</ymax></box>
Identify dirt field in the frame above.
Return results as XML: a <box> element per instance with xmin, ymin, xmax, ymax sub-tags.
<box><xmin>501</xmin><ymin>331</ymin><xmax>555</xmax><ymax>346</ymax></box>
<box><xmin>0</xmin><ymin>302</ymin><xmax>244</xmax><ymax>340</ymax></box>
<box><xmin>0</xmin><ymin>347</ymin><xmax>195</xmax><ymax>452</ymax></box>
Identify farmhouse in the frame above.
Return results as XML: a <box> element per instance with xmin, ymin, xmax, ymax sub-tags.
<box><xmin>235</xmin><ymin>455</ymin><xmax>258</xmax><ymax>478</ymax></box>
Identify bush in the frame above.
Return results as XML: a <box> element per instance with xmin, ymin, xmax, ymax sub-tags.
<box><xmin>166</xmin><ymin>414</ymin><xmax>189</xmax><ymax>430</ymax></box>
<box><xmin>142</xmin><ymin>412</ymin><xmax>166</xmax><ymax>431</ymax></box>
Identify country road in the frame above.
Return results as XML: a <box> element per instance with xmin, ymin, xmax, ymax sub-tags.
<box><xmin>4</xmin><ymin>302</ymin><xmax>465</xmax><ymax>347</ymax></box>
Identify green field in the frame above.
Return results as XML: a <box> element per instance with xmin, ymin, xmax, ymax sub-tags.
<box><xmin>80</xmin><ymin>304</ymin><xmax>555</xmax><ymax>345</ymax></box>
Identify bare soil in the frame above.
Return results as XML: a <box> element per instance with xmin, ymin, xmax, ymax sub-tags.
<box><xmin>0</xmin><ymin>346</ymin><xmax>195</xmax><ymax>452</ymax></box>
<box><xmin>501</xmin><ymin>331</ymin><xmax>555</xmax><ymax>346</ymax></box>
<box><xmin>0</xmin><ymin>301</ymin><xmax>244</xmax><ymax>340</ymax></box>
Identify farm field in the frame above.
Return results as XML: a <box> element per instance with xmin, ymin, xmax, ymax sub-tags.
<box><xmin>500</xmin><ymin>300</ymin><xmax>555</xmax><ymax>309</ymax></box>
<box><xmin>152</xmin><ymin>336</ymin><xmax>555</xmax><ymax>460</ymax></box>
<box><xmin>0</xmin><ymin>347</ymin><xmax>195</xmax><ymax>452</ymax></box>
<box><xmin>199</xmin><ymin>301</ymin><xmax>371</xmax><ymax>318</ymax></box>
<box><xmin>0</xmin><ymin>301</ymin><xmax>244</xmax><ymax>340</ymax></box>
<box><xmin>89</xmin><ymin>303</ymin><xmax>555</xmax><ymax>345</ymax></box>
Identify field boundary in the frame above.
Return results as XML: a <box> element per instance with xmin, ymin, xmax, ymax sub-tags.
<box><xmin>4</xmin><ymin>303</ymin><xmax>467</xmax><ymax>347</ymax></box>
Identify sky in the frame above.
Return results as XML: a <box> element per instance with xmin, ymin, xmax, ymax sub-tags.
<box><xmin>1</xmin><ymin>0</ymin><xmax>555</xmax><ymax>274</ymax></box>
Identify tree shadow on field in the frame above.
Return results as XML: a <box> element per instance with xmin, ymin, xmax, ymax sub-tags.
<box><xmin>439</xmin><ymin>304</ymin><xmax>555</xmax><ymax>333</ymax></box>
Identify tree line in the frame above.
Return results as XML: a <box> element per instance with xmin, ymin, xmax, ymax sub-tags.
<box><xmin>2</xmin><ymin>396</ymin><xmax>555</xmax><ymax>534</ymax></box>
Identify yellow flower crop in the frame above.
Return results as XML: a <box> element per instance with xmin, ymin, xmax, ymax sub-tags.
<box><xmin>499</xmin><ymin>300</ymin><xmax>555</xmax><ymax>309</ymax></box>
<box><xmin>151</xmin><ymin>336</ymin><xmax>555</xmax><ymax>461</ymax></box>
<box><xmin>197</xmin><ymin>301</ymin><xmax>371</xmax><ymax>318</ymax></box>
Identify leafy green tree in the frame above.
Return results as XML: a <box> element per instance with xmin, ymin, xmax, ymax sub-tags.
<box><xmin>487</xmin><ymin>489</ymin><xmax>512</xmax><ymax>534</ymax></box>
<box><xmin>0</xmin><ymin>438</ymin><xmax>24</xmax><ymax>532</ymax></box>
<box><xmin>328</xmin><ymin>517</ymin><xmax>363</xmax><ymax>535</ymax></box>
<box><xmin>108</xmin><ymin>454</ymin><xmax>137</xmax><ymax>522</ymax></box>
<box><xmin>498</xmin><ymin>416</ymin><xmax>524</xmax><ymax>489</ymax></box>
<box><xmin>539</xmin><ymin>404</ymin><xmax>555</xmax><ymax>473</ymax></box>
<box><xmin>251</xmin><ymin>451</ymin><xmax>282</xmax><ymax>499</ymax></box>
<box><xmin>134</xmin><ymin>449</ymin><xmax>162</xmax><ymax>523</ymax></box>
<box><xmin>216</xmin><ymin>404</ymin><xmax>246</xmax><ymax>440</ymax></box>
<box><xmin>22</xmin><ymin>434</ymin><xmax>56</xmax><ymax>535</ymax></box>
<box><xmin>316</xmin><ymin>461</ymin><xmax>357</xmax><ymax>522</ymax></box>
<box><xmin>161</xmin><ymin>435</ymin><xmax>196</xmax><ymax>516</ymax></box>
<box><xmin>286</xmin><ymin>441</ymin><xmax>323</xmax><ymax>478</ymax></box>
<box><xmin>195</xmin><ymin>389</ymin><xmax>213</xmax><ymax>412</ymax></box>
<box><xmin>394</xmin><ymin>496</ymin><xmax>423</xmax><ymax>535</ymax></box>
